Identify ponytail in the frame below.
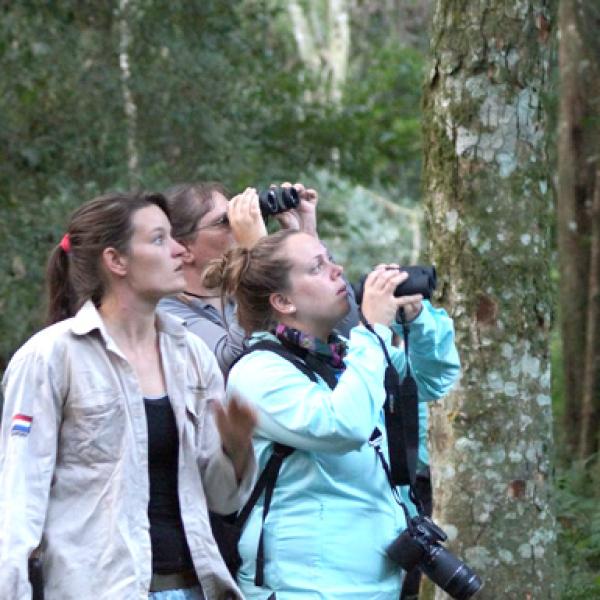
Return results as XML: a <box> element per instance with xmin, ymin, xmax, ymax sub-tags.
<box><xmin>204</xmin><ymin>229</ymin><xmax>299</xmax><ymax>334</ymax></box>
<box><xmin>203</xmin><ymin>247</ymin><xmax>251</xmax><ymax>296</ymax></box>
<box><xmin>44</xmin><ymin>191</ymin><xmax>170</xmax><ymax>325</ymax></box>
<box><xmin>45</xmin><ymin>243</ymin><xmax>76</xmax><ymax>325</ymax></box>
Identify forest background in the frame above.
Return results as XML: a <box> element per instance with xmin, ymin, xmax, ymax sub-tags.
<box><xmin>0</xmin><ymin>1</ymin><xmax>598</xmax><ymax>598</ymax></box>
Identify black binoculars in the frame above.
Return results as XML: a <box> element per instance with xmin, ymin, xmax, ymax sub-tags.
<box><xmin>354</xmin><ymin>265</ymin><xmax>437</xmax><ymax>304</ymax></box>
<box><xmin>258</xmin><ymin>186</ymin><xmax>300</xmax><ymax>218</ymax></box>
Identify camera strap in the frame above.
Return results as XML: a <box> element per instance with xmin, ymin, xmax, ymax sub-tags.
<box><xmin>359</xmin><ymin>309</ymin><xmax>420</xmax><ymax>499</ymax></box>
<box><xmin>369</xmin><ymin>428</ymin><xmax>418</xmax><ymax>530</ymax></box>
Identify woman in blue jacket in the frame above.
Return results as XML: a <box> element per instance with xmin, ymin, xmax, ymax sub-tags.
<box><xmin>205</xmin><ymin>229</ymin><xmax>460</xmax><ymax>600</ymax></box>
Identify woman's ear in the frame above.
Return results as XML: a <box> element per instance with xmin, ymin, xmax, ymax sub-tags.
<box><xmin>269</xmin><ymin>292</ymin><xmax>296</xmax><ymax>315</ymax></box>
<box><xmin>180</xmin><ymin>242</ymin><xmax>195</xmax><ymax>265</ymax></box>
<box><xmin>101</xmin><ymin>247</ymin><xmax>128</xmax><ymax>277</ymax></box>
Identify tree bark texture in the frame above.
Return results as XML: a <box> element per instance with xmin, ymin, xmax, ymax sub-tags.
<box><xmin>421</xmin><ymin>1</ymin><xmax>556</xmax><ymax>598</ymax></box>
<box><xmin>557</xmin><ymin>0</ymin><xmax>600</xmax><ymax>459</ymax></box>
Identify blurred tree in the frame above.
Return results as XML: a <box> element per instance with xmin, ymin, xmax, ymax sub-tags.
<box><xmin>421</xmin><ymin>0</ymin><xmax>557</xmax><ymax>598</ymax></box>
<box><xmin>557</xmin><ymin>0</ymin><xmax>600</xmax><ymax>460</ymax></box>
<box><xmin>351</xmin><ymin>0</ymin><xmax>433</xmax><ymax>53</ymax></box>
<box><xmin>0</xmin><ymin>0</ymin><xmax>431</xmax><ymax>377</ymax></box>
<box><xmin>287</xmin><ymin>0</ymin><xmax>350</xmax><ymax>104</ymax></box>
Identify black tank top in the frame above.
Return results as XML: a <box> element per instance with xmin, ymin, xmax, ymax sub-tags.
<box><xmin>144</xmin><ymin>395</ymin><xmax>194</xmax><ymax>574</ymax></box>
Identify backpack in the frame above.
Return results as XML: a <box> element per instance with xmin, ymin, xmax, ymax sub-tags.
<box><xmin>212</xmin><ymin>339</ymin><xmax>338</xmax><ymax>585</ymax></box>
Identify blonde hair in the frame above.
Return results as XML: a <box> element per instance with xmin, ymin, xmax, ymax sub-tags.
<box><xmin>203</xmin><ymin>229</ymin><xmax>300</xmax><ymax>334</ymax></box>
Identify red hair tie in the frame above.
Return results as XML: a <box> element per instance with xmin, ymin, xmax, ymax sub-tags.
<box><xmin>59</xmin><ymin>233</ymin><xmax>72</xmax><ymax>254</ymax></box>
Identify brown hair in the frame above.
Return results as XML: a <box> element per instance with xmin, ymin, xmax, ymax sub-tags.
<box><xmin>203</xmin><ymin>229</ymin><xmax>300</xmax><ymax>334</ymax></box>
<box><xmin>164</xmin><ymin>182</ymin><xmax>228</xmax><ymax>242</ymax></box>
<box><xmin>45</xmin><ymin>191</ymin><xmax>169</xmax><ymax>325</ymax></box>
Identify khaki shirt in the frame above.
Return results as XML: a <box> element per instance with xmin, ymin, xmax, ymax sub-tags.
<box><xmin>0</xmin><ymin>301</ymin><xmax>255</xmax><ymax>600</ymax></box>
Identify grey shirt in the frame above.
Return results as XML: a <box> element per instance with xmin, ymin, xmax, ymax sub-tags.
<box><xmin>159</xmin><ymin>283</ymin><xmax>359</xmax><ymax>377</ymax></box>
<box><xmin>159</xmin><ymin>294</ymin><xmax>246</xmax><ymax>376</ymax></box>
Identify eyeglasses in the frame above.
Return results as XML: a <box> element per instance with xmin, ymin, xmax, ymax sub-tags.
<box><xmin>193</xmin><ymin>213</ymin><xmax>230</xmax><ymax>233</ymax></box>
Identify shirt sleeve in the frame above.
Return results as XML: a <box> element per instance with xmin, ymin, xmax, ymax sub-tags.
<box><xmin>226</xmin><ymin>325</ymin><xmax>393</xmax><ymax>453</ymax></box>
<box><xmin>193</xmin><ymin>348</ymin><xmax>256</xmax><ymax>514</ymax></box>
<box><xmin>0</xmin><ymin>346</ymin><xmax>62</xmax><ymax>600</ymax></box>
<box><xmin>389</xmin><ymin>300</ymin><xmax>461</xmax><ymax>401</ymax></box>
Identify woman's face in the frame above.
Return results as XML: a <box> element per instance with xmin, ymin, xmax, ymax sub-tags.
<box><xmin>187</xmin><ymin>192</ymin><xmax>235</xmax><ymax>270</ymax></box>
<box><xmin>120</xmin><ymin>205</ymin><xmax>186</xmax><ymax>301</ymax></box>
<box><xmin>278</xmin><ymin>233</ymin><xmax>350</xmax><ymax>337</ymax></box>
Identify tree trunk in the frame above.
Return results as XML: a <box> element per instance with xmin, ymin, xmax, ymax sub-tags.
<box><xmin>557</xmin><ymin>0</ymin><xmax>600</xmax><ymax>459</ymax></box>
<box><xmin>288</xmin><ymin>0</ymin><xmax>350</xmax><ymax>103</ymax></box>
<box><xmin>118</xmin><ymin>0</ymin><xmax>139</xmax><ymax>183</ymax></box>
<box><xmin>421</xmin><ymin>1</ymin><xmax>557</xmax><ymax>598</ymax></box>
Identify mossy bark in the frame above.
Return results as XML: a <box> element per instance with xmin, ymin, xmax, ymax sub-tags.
<box><xmin>421</xmin><ymin>1</ymin><xmax>556</xmax><ymax>598</ymax></box>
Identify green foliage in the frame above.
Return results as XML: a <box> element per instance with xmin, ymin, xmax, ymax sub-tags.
<box><xmin>302</xmin><ymin>169</ymin><xmax>424</xmax><ymax>283</ymax></box>
<box><xmin>338</xmin><ymin>42</ymin><xmax>425</xmax><ymax>192</ymax></box>
<box><xmin>555</xmin><ymin>460</ymin><xmax>600</xmax><ymax>599</ymax></box>
<box><xmin>0</xmin><ymin>1</ymin><xmax>427</xmax><ymax>372</ymax></box>
<box><xmin>552</xmin><ymin>318</ymin><xmax>600</xmax><ymax>598</ymax></box>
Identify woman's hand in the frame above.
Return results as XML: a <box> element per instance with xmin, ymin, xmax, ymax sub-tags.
<box><xmin>274</xmin><ymin>182</ymin><xmax>319</xmax><ymax>238</ymax></box>
<box><xmin>228</xmin><ymin>187</ymin><xmax>267</xmax><ymax>249</ymax></box>
<box><xmin>213</xmin><ymin>396</ymin><xmax>257</xmax><ymax>481</ymax></box>
<box><xmin>360</xmin><ymin>265</ymin><xmax>423</xmax><ymax>327</ymax></box>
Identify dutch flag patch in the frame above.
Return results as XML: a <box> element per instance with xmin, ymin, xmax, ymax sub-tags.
<box><xmin>11</xmin><ymin>414</ymin><xmax>33</xmax><ymax>437</ymax></box>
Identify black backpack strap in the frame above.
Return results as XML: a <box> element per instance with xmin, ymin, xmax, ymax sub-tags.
<box><xmin>235</xmin><ymin>442</ymin><xmax>294</xmax><ymax>530</ymax></box>
<box><xmin>230</xmin><ymin>339</ymin><xmax>331</xmax><ymax>586</ymax></box>
<box><xmin>252</xmin><ymin>442</ymin><xmax>294</xmax><ymax>586</ymax></box>
<box><xmin>230</xmin><ymin>339</ymin><xmax>321</xmax><ymax>385</ymax></box>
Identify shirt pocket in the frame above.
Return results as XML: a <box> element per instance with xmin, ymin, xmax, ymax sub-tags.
<box><xmin>61</xmin><ymin>390</ymin><xmax>126</xmax><ymax>465</ymax></box>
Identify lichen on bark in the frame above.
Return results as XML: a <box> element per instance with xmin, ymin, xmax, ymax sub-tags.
<box><xmin>421</xmin><ymin>1</ymin><xmax>557</xmax><ymax>598</ymax></box>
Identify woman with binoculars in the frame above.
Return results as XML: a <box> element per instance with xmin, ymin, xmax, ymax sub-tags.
<box><xmin>204</xmin><ymin>229</ymin><xmax>460</xmax><ymax>600</ymax></box>
<box><xmin>159</xmin><ymin>182</ymin><xmax>357</xmax><ymax>377</ymax></box>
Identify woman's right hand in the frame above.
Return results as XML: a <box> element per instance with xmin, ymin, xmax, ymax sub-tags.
<box><xmin>360</xmin><ymin>266</ymin><xmax>423</xmax><ymax>327</ymax></box>
<box><xmin>228</xmin><ymin>187</ymin><xmax>267</xmax><ymax>249</ymax></box>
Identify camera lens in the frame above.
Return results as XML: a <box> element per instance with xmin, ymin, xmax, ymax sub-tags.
<box><xmin>421</xmin><ymin>546</ymin><xmax>482</xmax><ymax>600</ymax></box>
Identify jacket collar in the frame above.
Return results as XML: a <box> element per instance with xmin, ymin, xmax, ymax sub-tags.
<box><xmin>70</xmin><ymin>299</ymin><xmax>187</xmax><ymax>341</ymax></box>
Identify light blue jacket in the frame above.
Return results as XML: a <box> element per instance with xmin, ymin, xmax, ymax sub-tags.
<box><xmin>226</xmin><ymin>301</ymin><xmax>460</xmax><ymax>600</ymax></box>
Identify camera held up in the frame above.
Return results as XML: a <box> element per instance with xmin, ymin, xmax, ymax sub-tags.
<box><xmin>387</xmin><ymin>515</ymin><xmax>482</xmax><ymax>600</ymax></box>
<box><xmin>354</xmin><ymin>265</ymin><xmax>437</xmax><ymax>305</ymax></box>
<box><xmin>258</xmin><ymin>186</ymin><xmax>300</xmax><ymax>219</ymax></box>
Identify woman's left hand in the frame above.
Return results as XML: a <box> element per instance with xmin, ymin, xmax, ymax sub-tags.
<box><xmin>213</xmin><ymin>396</ymin><xmax>257</xmax><ymax>481</ymax></box>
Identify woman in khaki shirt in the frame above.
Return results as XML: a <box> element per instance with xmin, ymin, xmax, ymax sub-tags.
<box><xmin>0</xmin><ymin>191</ymin><xmax>257</xmax><ymax>600</ymax></box>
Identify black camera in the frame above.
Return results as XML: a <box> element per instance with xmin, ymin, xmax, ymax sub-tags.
<box><xmin>258</xmin><ymin>186</ymin><xmax>300</xmax><ymax>218</ymax></box>
<box><xmin>354</xmin><ymin>265</ymin><xmax>437</xmax><ymax>304</ymax></box>
<box><xmin>387</xmin><ymin>515</ymin><xmax>482</xmax><ymax>600</ymax></box>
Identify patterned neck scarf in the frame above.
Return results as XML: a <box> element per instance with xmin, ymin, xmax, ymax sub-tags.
<box><xmin>274</xmin><ymin>323</ymin><xmax>348</xmax><ymax>369</ymax></box>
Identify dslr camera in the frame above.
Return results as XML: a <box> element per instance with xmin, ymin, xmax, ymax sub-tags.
<box><xmin>354</xmin><ymin>265</ymin><xmax>437</xmax><ymax>304</ymax></box>
<box><xmin>387</xmin><ymin>515</ymin><xmax>482</xmax><ymax>599</ymax></box>
<box><xmin>258</xmin><ymin>186</ymin><xmax>300</xmax><ymax>218</ymax></box>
